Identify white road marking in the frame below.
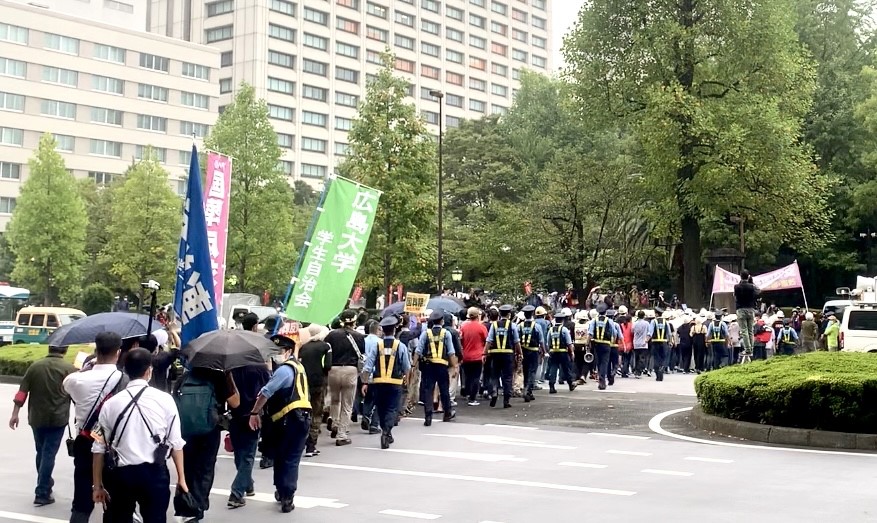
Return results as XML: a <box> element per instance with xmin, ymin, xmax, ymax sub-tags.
<box><xmin>559</xmin><ymin>461</ymin><xmax>608</xmax><ymax>469</ymax></box>
<box><xmin>677</xmin><ymin>393</ymin><xmax>697</xmax><ymax>397</ymax></box>
<box><xmin>425</xmin><ymin>434</ymin><xmax>575</xmax><ymax>449</ymax></box>
<box><xmin>587</xmin><ymin>432</ymin><xmax>650</xmax><ymax>440</ymax></box>
<box><xmin>209</xmin><ymin>488</ymin><xmax>348</xmax><ymax>508</ymax></box>
<box><xmin>0</xmin><ymin>512</ymin><xmax>66</xmax><ymax>523</ymax></box>
<box><xmin>607</xmin><ymin>450</ymin><xmax>652</xmax><ymax>456</ymax></box>
<box><xmin>483</xmin><ymin>423</ymin><xmax>539</xmax><ymax>430</ymax></box>
<box><xmin>301</xmin><ymin>462</ymin><xmax>636</xmax><ymax>496</ymax></box>
<box><xmin>685</xmin><ymin>457</ymin><xmax>734</xmax><ymax>464</ymax></box>
<box><xmin>379</xmin><ymin>509</ymin><xmax>442</xmax><ymax>520</ymax></box>
<box><xmin>356</xmin><ymin>447</ymin><xmax>527</xmax><ymax>462</ymax></box>
<box><xmin>642</xmin><ymin>469</ymin><xmax>694</xmax><ymax>477</ymax></box>
<box><xmin>649</xmin><ymin>407</ymin><xmax>877</xmax><ymax>457</ymax></box>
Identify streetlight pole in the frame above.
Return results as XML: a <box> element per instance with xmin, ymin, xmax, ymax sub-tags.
<box><xmin>429</xmin><ymin>89</ymin><xmax>444</xmax><ymax>294</ymax></box>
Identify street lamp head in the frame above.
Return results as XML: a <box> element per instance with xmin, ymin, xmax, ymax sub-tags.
<box><xmin>451</xmin><ymin>268</ymin><xmax>463</xmax><ymax>282</ymax></box>
<box><xmin>429</xmin><ymin>89</ymin><xmax>444</xmax><ymax>99</ymax></box>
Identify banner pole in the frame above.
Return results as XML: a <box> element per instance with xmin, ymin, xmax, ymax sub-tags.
<box><xmin>708</xmin><ymin>293</ymin><xmax>714</xmax><ymax>310</ymax></box>
<box><xmin>276</xmin><ymin>175</ymin><xmax>334</xmax><ymax>332</ymax></box>
<box><xmin>796</xmin><ymin>260</ymin><xmax>809</xmax><ymax>311</ymax></box>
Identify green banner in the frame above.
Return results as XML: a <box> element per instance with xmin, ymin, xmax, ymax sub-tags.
<box><xmin>286</xmin><ymin>177</ymin><xmax>380</xmax><ymax>325</ymax></box>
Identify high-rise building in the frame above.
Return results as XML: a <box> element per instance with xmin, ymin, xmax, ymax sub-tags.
<box><xmin>0</xmin><ymin>0</ymin><xmax>220</xmax><ymax>231</ymax></box>
<box><xmin>148</xmin><ymin>0</ymin><xmax>553</xmax><ymax>182</ymax></box>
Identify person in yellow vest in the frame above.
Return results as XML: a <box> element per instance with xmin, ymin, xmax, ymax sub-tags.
<box><xmin>518</xmin><ymin>305</ymin><xmax>545</xmax><ymax>402</ymax></box>
<box><xmin>248</xmin><ymin>334</ymin><xmax>311</xmax><ymax>513</ymax></box>
<box><xmin>546</xmin><ymin>311</ymin><xmax>578</xmax><ymax>394</ymax></box>
<box><xmin>588</xmin><ymin>307</ymin><xmax>619</xmax><ymax>389</ymax></box>
<box><xmin>776</xmin><ymin>318</ymin><xmax>799</xmax><ymax>356</ymax></box>
<box><xmin>361</xmin><ymin>316</ymin><xmax>412</xmax><ymax>450</ymax></box>
<box><xmin>484</xmin><ymin>304</ymin><xmax>522</xmax><ymax>409</ymax></box>
<box><xmin>705</xmin><ymin>313</ymin><xmax>730</xmax><ymax>369</ymax></box>
<box><xmin>648</xmin><ymin>311</ymin><xmax>673</xmax><ymax>381</ymax></box>
<box><xmin>414</xmin><ymin>311</ymin><xmax>458</xmax><ymax>426</ymax></box>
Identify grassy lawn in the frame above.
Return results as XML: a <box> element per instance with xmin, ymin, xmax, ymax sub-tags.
<box><xmin>0</xmin><ymin>344</ymin><xmax>91</xmax><ymax>376</ymax></box>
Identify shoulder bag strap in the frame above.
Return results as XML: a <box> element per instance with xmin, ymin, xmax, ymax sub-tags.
<box><xmin>80</xmin><ymin>371</ymin><xmax>120</xmax><ymax>431</ymax></box>
<box><xmin>346</xmin><ymin>333</ymin><xmax>364</xmax><ymax>361</ymax></box>
<box><xmin>107</xmin><ymin>387</ymin><xmax>148</xmax><ymax>449</ymax></box>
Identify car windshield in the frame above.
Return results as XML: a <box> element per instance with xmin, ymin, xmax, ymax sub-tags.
<box><xmin>58</xmin><ymin>314</ymin><xmax>85</xmax><ymax>325</ymax></box>
<box><xmin>823</xmin><ymin>305</ymin><xmax>849</xmax><ymax>318</ymax></box>
<box><xmin>847</xmin><ymin>310</ymin><xmax>877</xmax><ymax>331</ymax></box>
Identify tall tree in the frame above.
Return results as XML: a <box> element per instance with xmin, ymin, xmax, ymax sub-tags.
<box><xmin>103</xmin><ymin>151</ymin><xmax>179</xmax><ymax>306</ymax></box>
<box><xmin>564</xmin><ymin>0</ymin><xmax>826</xmax><ymax>305</ymax></box>
<box><xmin>204</xmin><ymin>83</ymin><xmax>295</xmax><ymax>295</ymax></box>
<box><xmin>338</xmin><ymin>53</ymin><xmax>437</xmax><ymax>295</ymax></box>
<box><xmin>6</xmin><ymin>133</ymin><xmax>87</xmax><ymax>304</ymax></box>
<box><xmin>78</xmin><ymin>178</ymin><xmax>117</xmax><ymax>289</ymax></box>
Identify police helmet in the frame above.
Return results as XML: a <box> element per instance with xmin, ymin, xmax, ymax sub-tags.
<box><xmin>606</xmin><ymin>309</ymin><xmax>618</xmax><ymax>318</ymax></box>
<box><xmin>270</xmin><ymin>334</ymin><xmax>296</xmax><ymax>350</ymax></box>
<box><xmin>575</xmin><ymin>310</ymin><xmax>589</xmax><ymax>321</ymax></box>
<box><xmin>499</xmin><ymin>304</ymin><xmax>515</xmax><ymax>315</ymax></box>
<box><xmin>379</xmin><ymin>316</ymin><xmax>399</xmax><ymax>329</ymax></box>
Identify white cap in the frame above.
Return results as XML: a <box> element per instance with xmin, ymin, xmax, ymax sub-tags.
<box><xmin>589</xmin><ymin>309</ymin><xmax>599</xmax><ymax>320</ymax></box>
<box><xmin>645</xmin><ymin>309</ymin><xmax>656</xmax><ymax>319</ymax></box>
<box><xmin>561</xmin><ymin>307</ymin><xmax>572</xmax><ymax>317</ymax></box>
<box><xmin>776</xmin><ymin>310</ymin><xmax>785</xmax><ymax>318</ymax></box>
<box><xmin>575</xmin><ymin>310</ymin><xmax>589</xmax><ymax>321</ymax></box>
<box><xmin>617</xmin><ymin>305</ymin><xmax>628</xmax><ymax>315</ymax></box>
<box><xmin>516</xmin><ymin>311</ymin><xmax>526</xmax><ymax>321</ymax></box>
<box><xmin>662</xmin><ymin>310</ymin><xmax>672</xmax><ymax>319</ymax></box>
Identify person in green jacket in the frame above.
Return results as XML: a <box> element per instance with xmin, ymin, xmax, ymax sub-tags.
<box><xmin>823</xmin><ymin>315</ymin><xmax>840</xmax><ymax>351</ymax></box>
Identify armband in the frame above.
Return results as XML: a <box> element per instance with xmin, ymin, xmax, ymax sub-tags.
<box><xmin>13</xmin><ymin>390</ymin><xmax>27</xmax><ymax>406</ymax></box>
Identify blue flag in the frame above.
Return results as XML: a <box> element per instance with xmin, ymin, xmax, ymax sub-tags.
<box><xmin>174</xmin><ymin>145</ymin><xmax>219</xmax><ymax>347</ymax></box>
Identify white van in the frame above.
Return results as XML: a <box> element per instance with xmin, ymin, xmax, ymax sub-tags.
<box><xmin>839</xmin><ymin>285</ymin><xmax>877</xmax><ymax>352</ymax></box>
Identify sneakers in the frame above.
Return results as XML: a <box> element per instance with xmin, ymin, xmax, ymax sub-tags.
<box><xmin>330</xmin><ymin>427</ymin><xmax>338</xmax><ymax>439</ymax></box>
<box><xmin>489</xmin><ymin>395</ymin><xmax>498</xmax><ymax>408</ymax></box>
<box><xmin>227</xmin><ymin>494</ymin><xmax>246</xmax><ymax>509</ymax></box>
<box><xmin>380</xmin><ymin>433</ymin><xmax>391</xmax><ymax>450</ymax></box>
<box><xmin>304</xmin><ymin>446</ymin><xmax>320</xmax><ymax>458</ymax></box>
<box><xmin>526</xmin><ymin>392</ymin><xmax>535</xmax><ymax>402</ymax></box>
<box><xmin>450</xmin><ymin>400</ymin><xmax>458</xmax><ymax>407</ymax></box>
<box><xmin>503</xmin><ymin>402</ymin><xmax>512</xmax><ymax>409</ymax></box>
<box><xmin>326</xmin><ymin>417</ymin><xmax>334</xmax><ymax>433</ymax></box>
<box><xmin>335</xmin><ymin>438</ymin><xmax>352</xmax><ymax>447</ymax></box>
<box><xmin>523</xmin><ymin>394</ymin><xmax>531</xmax><ymax>403</ymax></box>
<box><xmin>568</xmin><ymin>382</ymin><xmax>577</xmax><ymax>392</ymax></box>
<box><xmin>442</xmin><ymin>411</ymin><xmax>457</xmax><ymax>422</ymax></box>
<box><xmin>424</xmin><ymin>413</ymin><xmax>433</xmax><ymax>427</ymax></box>
<box><xmin>598</xmin><ymin>378</ymin><xmax>607</xmax><ymax>391</ymax></box>
<box><xmin>467</xmin><ymin>400</ymin><xmax>480</xmax><ymax>406</ymax></box>
<box><xmin>361</xmin><ymin>418</ymin><xmax>370</xmax><ymax>432</ymax></box>
<box><xmin>368</xmin><ymin>427</ymin><xmax>381</xmax><ymax>435</ymax></box>
<box><xmin>245</xmin><ymin>488</ymin><xmax>255</xmax><ymax>497</ymax></box>
<box><xmin>259</xmin><ymin>458</ymin><xmax>274</xmax><ymax>469</ymax></box>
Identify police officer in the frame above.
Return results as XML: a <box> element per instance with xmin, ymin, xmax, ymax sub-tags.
<box><xmin>572</xmin><ymin>311</ymin><xmax>590</xmax><ymax>385</ymax></box>
<box><xmin>414</xmin><ymin>311</ymin><xmax>458</xmax><ymax>426</ymax></box>
<box><xmin>648</xmin><ymin>310</ymin><xmax>673</xmax><ymax>381</ymax></box>
<box><xmin>518</xmin><ymin>305</ymin><xmax>544</xmax><ymax>402</ymax></box>
<box><xmin>605</xmin><ymin>309</ymin><xmax>622</xmax><ymax>380</ymax></box>
<box><xmin>545</xmin><ymin>311</ymin><xmax>577</xmax><ymax>394</ymax></box>
<box><xmin>484</xmin><ymin>304</ymin><xmax>522</xmax><ymax>408</ymax></box>
<box><xmin>361</xmin><ymin>317</ymin><xmax>411</xmax><ymax>450</ymax></box>
<box><xmin>248</xmin><ymin>334</ymin><xmax>311</xmax><ymax>513</ymax></box>
<box><xmin>588</xmin><ymin>308</ymin><xmax>617</xmax><ymax>390</ymax></box>
<box><xmin>706</xmin><ymin>313</ymin><xmax>730</xmax><ymax>370</ymax></box>
<box><xmin>777</xmin><ymin>318</ymin><xmax>798</xmax><ymax>356</ymax></box>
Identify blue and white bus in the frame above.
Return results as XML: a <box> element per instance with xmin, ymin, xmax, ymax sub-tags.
<box><xmin>0</xmin><ymin>286</ymin><xmax>30</xmax><ymax>345</ymax></box>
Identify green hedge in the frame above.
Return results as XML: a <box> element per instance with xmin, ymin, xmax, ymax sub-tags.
<box><xmin>0</xmin><ymin>345</ymin><xmax>83</xmax><ymax>376</ymax></box>
<box><xmin>695</xmin><ymin>352</ymin><xmax>877</xmax><ymax>434</ymax></box>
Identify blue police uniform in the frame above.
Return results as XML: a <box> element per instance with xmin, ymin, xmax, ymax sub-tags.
<box><xmin>362</xmin><ymin>321</ymin><xmax>412</xmax><ymax>449</ymax></box>
<box><xmin>485</xmin><ymin>311</ymin><xmax>520</xmax><ymax>408</ymax></box>
<box><xmin>545</xmin><ymin>317</ymin><xmax>577</xmax><ymax>393</ymax></box>
<box><xmin>649</xmin><ymin>318</ymin><xmax>673</xmax><ymax>380</ymax></box>
<box><xmin>776</xmin><ymin>326</ymin><xmax>798</xmax><ymax>357</ymax></box>
<box><xmin>416</xmin><ymin>319</ymin><xmax>457</xmax><ymax>425</ymax></box>
<box><xmin>706</xmin><ymin>319</ymin><xmax>729</xmax><ymax>369</ymax></box>
<box><xmin>518</xmin><ymin>312</ymin><xmax>544</xmax><ymax>401</ymax></box>
<box><xmin>588</xmin><ymin>315</ymin><xmax>618</xmax><ymax>389</ymax></box>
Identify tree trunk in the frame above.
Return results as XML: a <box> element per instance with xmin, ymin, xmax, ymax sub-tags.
<box><xmin>680</xmin><ymin>215</ymin><xmax>703</xmax><ymax>307</ymax></box>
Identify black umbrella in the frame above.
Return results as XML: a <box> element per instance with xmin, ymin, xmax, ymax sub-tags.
<box><xmin>181</xmin><ymin>330</ymin><xmax>279</xmax><ymax>371</ymax></box>
<box><xmin>381</xmin><ymin>296</ymin><xmax>466</xmax><ymax>318</ymax></box>
<box><xmin>46</xmin><ymin>312</ymin><xmax>159</xmax><ymax>346</ymax></box>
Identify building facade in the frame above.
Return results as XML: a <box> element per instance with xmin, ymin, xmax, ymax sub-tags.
<box><xmin>0</xmin><ymin>0</ymin><xmax>220</xmax><ymax>230</ymax></box>
<box><xmin>148</xmin><ymin>0</ymin><xmax>552</xmax><ymax>182</ymax></box>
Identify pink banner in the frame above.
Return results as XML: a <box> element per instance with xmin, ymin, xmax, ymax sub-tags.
<box><xmin>204</xmin><ymin>152</ymin><xmax>232</xmax><ymax>312</ymax></box>
<box><xmin>711</xmin><ymin>262</ymin><xmax>804</xmax><ymax>294</ymax></box>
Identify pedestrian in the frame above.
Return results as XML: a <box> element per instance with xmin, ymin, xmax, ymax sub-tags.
<box><xmin>361</xmin><ymin>316</ymin><xmax>412</xmax><ymax>449</ymax></box>
<box><xmin>676</xmin><ymin>317</ymin><xmax>694</xmax><ymax>373</ymax></box>
<box><xmin>518</xmin><ymin>305</ymin><xmax>544</xmax><ymax>402</ymax></box>
<box><xmin>572</xmin><ymin>311</ymin><xmax>590</xmax><ymax>385</ymax></box>
<box><xmin>248</xmin><ymin>333</ymin><xmax>311</xmax><ymax>513</ymax></box>
<box><xmin>484</xmin><ymin>304</ymin><xmax>521</xmax><ymax>408</ymax></box>
<box><xmin>706</xmin><ymin>313</ymin><xmax>730</xmax><ymax>369</ymax></box>
<box><xmin>605</xmin><ymin>309</ymin><xmax>622</xmax><ymax>382</ymax></box>
<box><xmin>414</xmin><ymin>311</ymin><xmax>458</xmax><ymax>425</ymax></box>
<box><xmin>297</xmin><ymin>323</ymin><xmax>332</xmax><ymax>458</ymax></box>
<box><xmin>728</xmin><ymin>316</ymin><xmax>741</xmax><ymax>365</ymax></box>
<box><xmin>91</xmin><ymin>348</ymin><xmax>188</xmax><ymax>523</ymax></box>
<box><xmin>617</xmin><ymin>306</ymin><xmax>634</xmax><ymax>377</ymax></box>
<box><xmin>357</xmin><ymin>320</ymin><xmax>381</xmax><ymax>435</ymax></box>
<box><xmin>691</xmin><ymin>316</ymin><xmax>708</xmax><ymax>371</ymax></box>
<box><xmin>444</xmin><ymin>312</ymin><xmax>463</xmax><ymax>407</ymax></box>
<box><xmin>459</xmin><ymin>307</ymin><xmax>487</xmax><ymax>406</ymax></box>
<box><xmin>325</xmin><ymin>309</ymin><xmax>365</xmax><ymax>446</ymax></box>
<box><xmin>777</xmin><ymin>319</ymin><xmax>799</xmax><ymax>356</ymax></box>
<box><xmin>800</xmin><ymin>312</ymin><xmax>819</xmax><ymax>353</ymax></box>
<box><xmin>632</xmin><ymin>311</ymin><xmax>651</xmax><ymax>378</ymax></box>
<box><xmin>545</xmin><ymin>311</ymin><xmax>577</xmax><ymax>393</ymax></box>
<box><xmin>63</xmin><ymin>332</ymin><xmax>126</xmax><ymax>522</ymax></box>
<box><xmin>734</xmin><ymin>270</ymin><xmax>759</xmax><ymax>357</ymax></box>
<box><xmin>648</xmin><ymin>311</ymin><xmax>673</xmax><ymax>381</ymax></box>
<box><xmin>753</xmin><ymin>316</ymin><xmax>772</xmax><ymax>360</ymax></box>
<box><xmin>9</xmin><ymin>344</ymin><xmax>76</xmax><ymax>507</ymax></box>
<box><xmin>533</xmin><ymin>306</ymin><xmax>551</xmax><ymax>383</ymax></box>
<box><xmin>588</xmin><ymin>307</ymin><xmax>617</xmax><ymax>390</ymax></box>
<box><xmin>823</xmin><ymin>315</ymin><xmax>840</xmax><ymax>351</ymax></box>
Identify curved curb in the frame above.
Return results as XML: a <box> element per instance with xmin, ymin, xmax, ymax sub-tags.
<box><xmin>689</xmin><ymin>405</ymin><xmax>877</xmax><ymax>451</ymax></box>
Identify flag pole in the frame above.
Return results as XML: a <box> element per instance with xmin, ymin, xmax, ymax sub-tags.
<box><xmin>275</xmin><ymin>175</ymin><xmax>334</xmax><ymax>333</ymax></box>
<box><xmin>796</xmin><ymin>260</ymin><xmax>809</xmax><ymax>311</ymax></box>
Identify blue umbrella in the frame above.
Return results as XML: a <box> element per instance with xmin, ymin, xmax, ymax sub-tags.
<box><xmin>381</xmin><ymin>296</ymin><xmax>465</xmax><ymax>318</ymax></box>
<box><xmin>46</xmin><ymin>312</ymin><xmax>160</xmax><ymax>346</ymax></box>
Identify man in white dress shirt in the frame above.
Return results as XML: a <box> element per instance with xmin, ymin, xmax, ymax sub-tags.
<box><xmin>92</xmin><ymin>348</ymin><xmax>188</xmax><ymax>523</ymax></box>
<box><xmin>63</xmin><ymin>332</ymin><xmax>126</xmax><ymax>523</ymax></box>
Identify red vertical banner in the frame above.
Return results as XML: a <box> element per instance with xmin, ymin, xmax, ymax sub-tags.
<box><xmin>396</xmin><ymin>284</ymin><xmax>404</xmax><ymax>303</ymax></box>
<box><xmin>204</xmin><ymin>151</ymin><xmax>232</xmax><ymax>313</ymax></box>
<box><xmin>350</xmin><ymin>285</ymin><xmax>363</xmax><ymax>304</ymax></box>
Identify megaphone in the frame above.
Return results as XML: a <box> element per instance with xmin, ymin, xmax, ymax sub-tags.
<box><xmin>584</xmin><ymin>350</ymin><xmax>595</xmax><ymax>363</ymax></box>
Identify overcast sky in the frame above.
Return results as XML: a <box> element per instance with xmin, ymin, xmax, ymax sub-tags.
<box><xmin>551</xmin><ymin>0</ymin><xmax>586</xmax><ymax>71</ymax></box>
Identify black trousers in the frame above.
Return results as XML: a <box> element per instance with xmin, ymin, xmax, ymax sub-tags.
<box><xmin>372</xmin><ymin>384</ymin><xmax>402</xmax><ymax>435</ymax></box>
<box><xmin>183</xmin><ymin>428</ymin><xmax>221</xmax><ymax>516</ymax></box>
<box><xmin>573</xmin><ymin>345</ymin><xmax>587</xmax><ymax>379</ymax></box>
<box><xmin>486</xmin><ymin>353</ymin><xmax>513</xmax><ymax>403</ymax></box>
<box><xmin>652</xmin><ymin>343</ymin><xmax>668</xmax><ymax>379</ymax></box>
<box><xmin>72</xmin><ymin>435</ymin><xmax>95</xmax><ymax>523</ymax></box>
<box><xmin>461</xmin><ymin>361</ymin><xmax>482</xmax><ymax>402</ymax></box>
<box><xmin>633</xmin><ymin>349</ymin><xmax>649</xmax><ymax>375</ymax></box>
<box><xmin>274</xmin><ymin>410</ymin><xmax>310</xmax><ymax>500</ymax></box>
<box><xmin>546</xmin><ymin>351</ymin><xmax>573</xmax><ymax>385</ymax></box>
<box><xmin>522</xmin><ymin>350</ymin><xmax>539</xmax><ymax>393</ymax></box>
<box><xmin>679</xmin><ymin>344</ymin><xmax>692</xmax><ymax>371</ymax></box>
<box><xmin>620</xmin><ymin>351</ymin><xmax>632</xmax><ymax>376</ymax></box>
<box><xmin>594</xmin><ymin>343</ymin><xmax>611</xmax><ymax>379</ymax></box>
<box><xmin>104</xmin><ymin>462</ymin><xmax>170</xmax><ymax>523</ymax></box>
<box><xmin>421</xmin><ymin>363</ymin><xmax>451</xmax><ymax>416</ymax></box>
<box><xmin>693</xmin><ymin>343</ymin><xmax>707</xmax><ymax>371</ymax></box>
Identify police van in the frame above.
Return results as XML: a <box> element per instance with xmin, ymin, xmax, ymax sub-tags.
<box><xmin>839</xmin><ymin>284</ymin><xmax>877</xmax><ymax>353</ymax></box>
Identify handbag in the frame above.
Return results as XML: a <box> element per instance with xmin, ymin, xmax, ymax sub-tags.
<box><xmin>347</xmin><ymin>333</ymin><xmax>364</xmax><ymax>372</ymax></box>
<box><xmin>65</xmin><ymin>424</ymin><xmax>75</xmax><ymax>457</ymax></box>
<box><xmin>173</xmin><ymin>487</ymin><xmax>201</xmax><ymax>519</ymax></box>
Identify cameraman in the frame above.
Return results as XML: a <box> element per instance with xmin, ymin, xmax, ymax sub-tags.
<box><xmin>733</xmin><ymin>270</ymin><xmax>759</xmax><ymax>358</ymax></box>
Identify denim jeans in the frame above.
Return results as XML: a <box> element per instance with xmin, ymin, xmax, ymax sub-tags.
<box><xmin>31</xmin><ymin>426</ymin><xmax>65</xmax><ymax>498</ymax></box>
<box><xmin>737</xmin><ymin>308</ymin><xmax>756</xmax><ymax>353</ymax></box>
<box><xmin>229</xmin><ymin>418</ymin><xmax>260</xmax><ymax>499</ymax></box>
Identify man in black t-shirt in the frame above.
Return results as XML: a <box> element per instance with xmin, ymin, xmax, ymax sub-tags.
<box><xmin>298</xmin><ymin>324</ymin><xmax>332</xmax><ymax>457</ymax></box>
<box><xmin>324</xmin><ymin>310</ymin><xmax>365</xmax><ymax>446</ymax></box>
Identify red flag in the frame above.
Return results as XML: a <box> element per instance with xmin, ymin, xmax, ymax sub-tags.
<box><xmin>350</xmin><ymin>285</ymin><xmax>362</xmax><ymax>303</ymax></box>
<box><xmin>396</xmin><ymin>284</ymin><xmax>404</xmax><ymax>303</ymax></box>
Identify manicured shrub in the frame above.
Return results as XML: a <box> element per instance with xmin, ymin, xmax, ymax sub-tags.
<box><xmin>695</xmin><ymin>352</ymin><xmax>877</xmax><ymax>434</ymax></box>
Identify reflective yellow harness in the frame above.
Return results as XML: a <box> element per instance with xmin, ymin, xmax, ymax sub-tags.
<box><xmin>270</xmin><ymin>359</ymin><xmax>312</xmax><ymax>422</ymax></box>
<box><xmin>489</xmin><ymin>320</ymin><xmax>514</xmax><ymax>353</ymax></box>
<box><xmin>549</xmin><ymin>325</ymin><xmax>565</xmax><ymax>352</ymax></box>
<box><xmin>373</xmin><ymin>339</ymin><xmax>403</xmax><ymax>385</ymax></box>
<box><xmin>520</xmin><ymin>320</ymin><xmax>539</xmax><ymax>351</ymax></box>
<box><xmin>426</xmin><ymin>328</ymin><xmax>449</xmax><ymax>365</ymax></box>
